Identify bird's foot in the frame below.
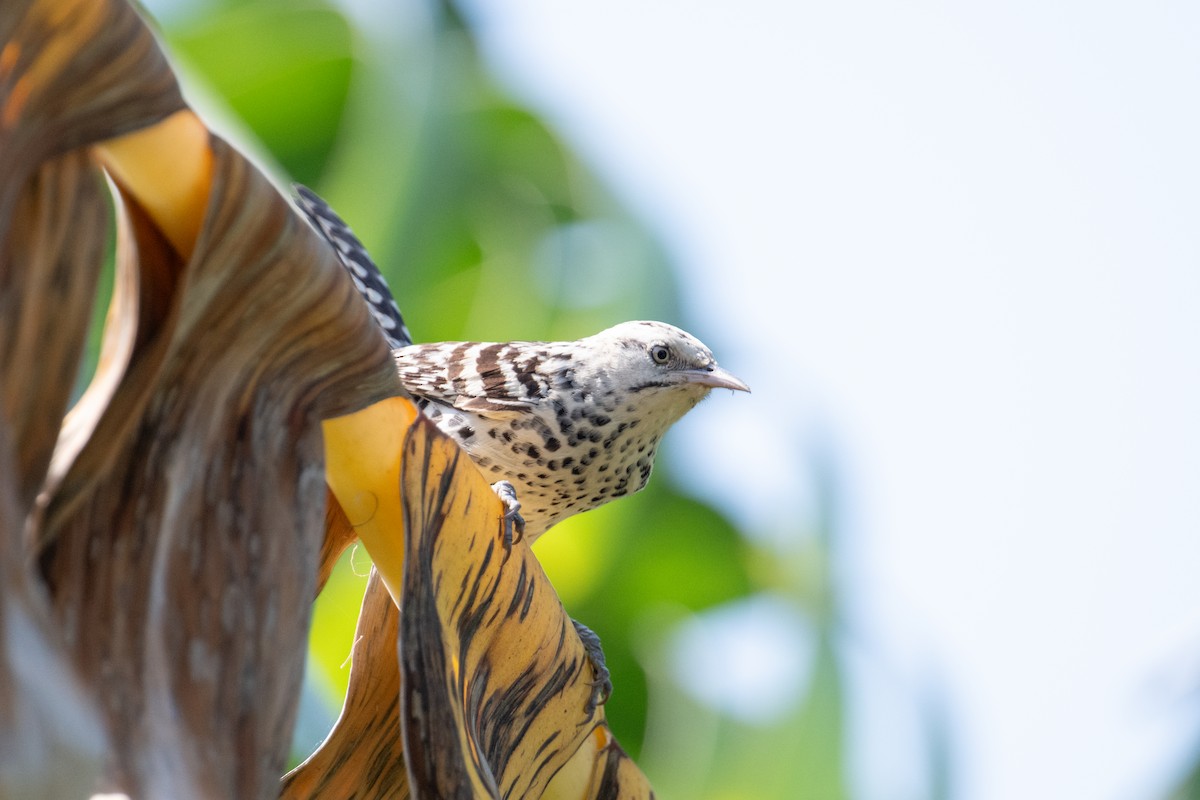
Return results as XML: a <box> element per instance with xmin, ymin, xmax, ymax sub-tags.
<box><xmin>572</xmin><ymin>618</ymin><xmax>613</xmax><ymax>714</ymax></box>
<box><xmin>490</xmin><ymin>480</ymin><xmax>525</xmax><ymax>549</ymax></box>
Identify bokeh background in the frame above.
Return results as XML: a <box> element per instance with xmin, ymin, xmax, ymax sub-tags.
<box><xmin>129</xmin><ymin>1</ymin><xmax>1200</xmax><ymax>798</ymax></box>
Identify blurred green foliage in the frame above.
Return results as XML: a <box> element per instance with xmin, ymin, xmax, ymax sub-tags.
<box><xmin>126</xmin><ymin>0</ymin><xmax>844</xmax><ymax>796</ymax></box>
<box><xmin>166</xmin><ymin>1</ymin><xmax>353</xmax><ymax>184</ymax></box>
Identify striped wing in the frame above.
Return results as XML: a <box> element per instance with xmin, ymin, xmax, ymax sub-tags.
<box><xmin>395</xmin><ymin>341</ymin><xmax>560</xmax><ymax>413</ymax></box>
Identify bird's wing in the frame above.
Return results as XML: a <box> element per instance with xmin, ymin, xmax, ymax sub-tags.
<box><xmin>395</xmin><ymin>342</ymin><xmax>555</xmax><ymax>414</ymax></box>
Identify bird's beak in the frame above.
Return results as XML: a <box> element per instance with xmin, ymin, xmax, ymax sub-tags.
<box><xmin>682</xmin><ymin>365</ymin><xmax>751</xmax><ymax>393</ymax></box>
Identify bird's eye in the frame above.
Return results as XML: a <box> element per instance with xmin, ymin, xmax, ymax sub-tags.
<box><xmin>650</xmin><ymin>345</ymin><xmax>671</xmax><ymax>364</ymax></box>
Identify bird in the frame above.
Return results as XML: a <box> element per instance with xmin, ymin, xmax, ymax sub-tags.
<box><xmin>391</xmin><ymin>320</ymin><xmax>749</xmax><ymax>541</ymax></box>
<box><xmin>293</xmin><ymin>185</ymin><xmax>749</xmax><ymax>544</ymax></box>
<box><xmin>294</xmin><ymin>184</ymin><xmax>749</xmax><ymax>706</ymax></box>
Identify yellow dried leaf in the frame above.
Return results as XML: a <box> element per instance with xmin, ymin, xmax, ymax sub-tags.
<box><xmin>291</xmin><ymin>414</ymin><xmax>658</xmax><ymax>799</ymax></box>
<box><xmin>398</xmin><ymin>415</ymin><xmax>608</xmax><ymax>799</ymax></box>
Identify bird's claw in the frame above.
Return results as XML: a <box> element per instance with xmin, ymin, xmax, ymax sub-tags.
<box><xmin>572</xmin><ymin>619</ymin><xmax>613</xmax><ymax>714</ymax></box>
<box><xmin>491</xmin><ymin>480</ymin><xmax>525</xmax><ymax>549</ymax></box>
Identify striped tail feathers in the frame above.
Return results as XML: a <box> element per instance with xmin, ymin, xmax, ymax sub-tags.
<box><xmin>293</xmin><ymin>184</ymin><xmax>413</xmax><ymax>349</ymax></box>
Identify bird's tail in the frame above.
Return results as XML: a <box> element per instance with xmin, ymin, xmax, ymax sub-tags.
<box><xmin>292</xmin><ymin>184</ymin><xmax>414</xmax><ymax>350</ymax></box>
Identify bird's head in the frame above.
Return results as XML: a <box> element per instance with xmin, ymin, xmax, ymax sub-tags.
<box><xmin>583</xmin><ymin>321</ymin><xmax>749</xmax><ymax>418</ymax></box>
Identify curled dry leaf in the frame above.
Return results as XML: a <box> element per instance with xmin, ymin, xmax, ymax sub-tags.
<box><xmin>289</xmin><ymin>415</ymin><xmax>655</xmax><ymax>799</ymax></box>
<box><xmin>5</xmin><ymin>0</ymin><xmax>398</xmax><ymax>797</ymax></box>
<box><xmin>0</xmin><ymin>1</ymin><xmax>174</xmax><ymax>795</ymax></box>
<box><xmin>33</xmin><ymin>129</ymin><xmax>398</xmax><ymax>797</ymax></box>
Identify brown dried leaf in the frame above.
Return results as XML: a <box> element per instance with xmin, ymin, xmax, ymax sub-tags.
<box><xmin>0</xmin><ymin>0</ymin><xmax>183</xmax><ymax>196</ymax></box>
<box><xmin>32</xmin><ymin>134</ymin><xmax>398</xmax><ymax>797</ymax></box>
<box><xmin>2</xmin><ymin>2</ymin><xmax>399</xmax><ymax>795</ymax></box>
<box><xmin>0</xmin><ymin>150</ymin><xmax>107</xmax><ymax>514</ymax></box>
